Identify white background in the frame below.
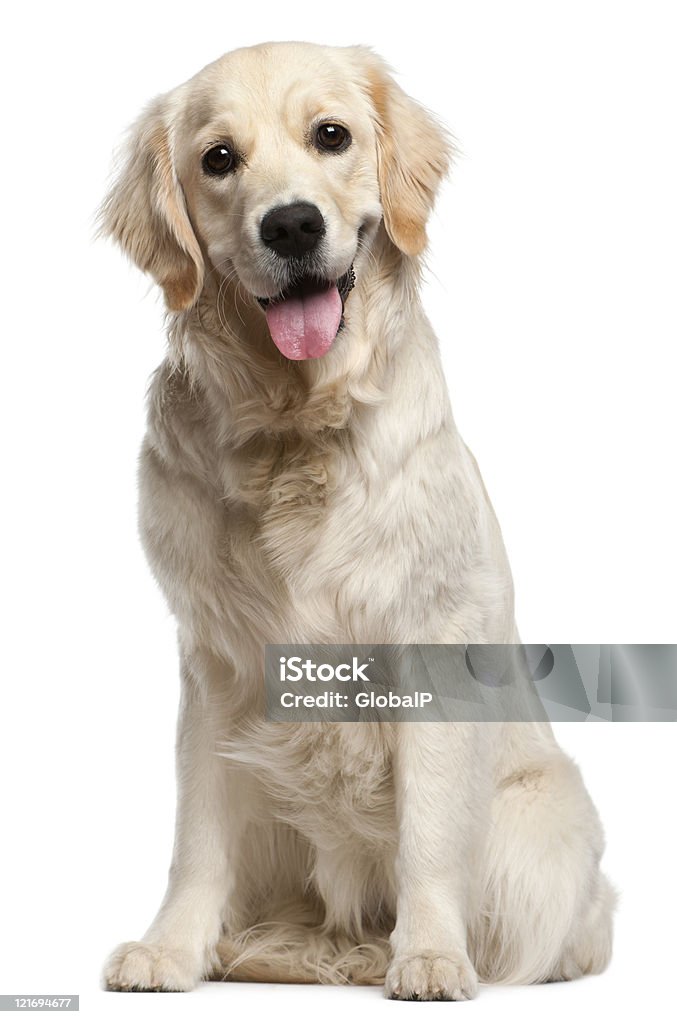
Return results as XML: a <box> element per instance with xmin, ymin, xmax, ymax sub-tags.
<box><xmin>1</xmin><ymin>0</ymin><xmax>676</xmax><ymax>1021</ymax></box>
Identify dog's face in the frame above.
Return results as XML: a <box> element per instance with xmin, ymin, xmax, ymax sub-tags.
<box><xmin>175</xmin><ymin>45</ymin><xmax>382</xmax><ymax>358</ymax></box>
<box><xmin>102</xmin><ymin>43</ymin><xmax>451</xmax><ymax>360</ymax></box>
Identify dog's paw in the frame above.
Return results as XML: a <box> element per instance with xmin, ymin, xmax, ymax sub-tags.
<box><xmin>102</xmin><ymin>941</ymin><xmax>201</xmax><ymax>992</ymax></box>
<box><xmin>385</xmin><ymin>950</ymin><xmax>478</xmax><ymax>1001</ymax></box>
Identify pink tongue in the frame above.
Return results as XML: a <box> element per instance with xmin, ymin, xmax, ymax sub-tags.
<box><xmin>265</xmin><ymin>284</ymin><xmax>342</xmax><ymax>360</ymax></box>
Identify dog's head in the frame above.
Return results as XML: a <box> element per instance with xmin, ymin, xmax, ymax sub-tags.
<box><xmin>100</xmin><ymin>43</ymin><xmax>451</xmax><ymax>361</ymax></box>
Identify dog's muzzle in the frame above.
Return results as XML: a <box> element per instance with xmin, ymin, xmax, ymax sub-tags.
<box><xmin>257</xmin><ymin>265</ymin><xmax>356</xmax><ymax>361</ymax></box>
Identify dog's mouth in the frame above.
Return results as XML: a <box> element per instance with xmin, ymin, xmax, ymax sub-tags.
<box><xmin>256</xmin><ymin>267</ymin><xmax>355</xmax><ymax>361</ymax></box>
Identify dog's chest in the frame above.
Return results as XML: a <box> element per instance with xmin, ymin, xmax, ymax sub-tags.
<box><xmin>227</xmin><ymin>721</ymin><xmax>397</xmax><ymax>849</ymax></box>
<box><xmin>217</xmin><ymin>421</ymin><xmax>468</xmax><ymax>645</ymax></box>
<box><xmin>222</xmin><ymin>431</ymin><xmax>366</xmax><ymax>594</ymax></box>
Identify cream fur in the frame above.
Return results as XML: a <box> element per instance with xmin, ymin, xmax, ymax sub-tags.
<box><xmin>100</xmin><ymin>42</ymin><xmax>615</xmax><ymax>1000</ymax></box>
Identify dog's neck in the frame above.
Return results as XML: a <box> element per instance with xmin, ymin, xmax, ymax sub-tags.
<box><xmin>167</xmin><ymin>228</ymin><xmax>428</xmax><ymax>448</ymax></box>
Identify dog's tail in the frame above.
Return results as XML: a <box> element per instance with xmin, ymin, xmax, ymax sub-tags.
<box><xmin>212</xmin><ymin>923</ymin><xmax>389</xmax><ymax>985</ymax></box>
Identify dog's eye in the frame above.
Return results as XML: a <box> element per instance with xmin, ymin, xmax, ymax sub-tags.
<box><xmin>202</xmin><ymin>144</ymin><xmax>238</xmax><ymax>176</ymax></box>
<box><xmin>314</xmin><ymin>123</ymin><xmax>351</xmax><ymax>153</ymax></box>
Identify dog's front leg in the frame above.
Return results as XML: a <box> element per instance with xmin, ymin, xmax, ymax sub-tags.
<box><xmin>386</xmin><ymin>722</ymin><xmax>488</xmax><ymax>1001</ymax></box>
<box><xmin>103</xmin><ymin>650</ymin><xmax>247</xmax><ymax>992</ymax></box>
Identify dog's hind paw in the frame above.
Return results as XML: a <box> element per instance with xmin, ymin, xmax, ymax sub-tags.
<box><xmin>102</xmin><ymin>941</ymin><xmax>201</xmax><ymax>992</ymax></box>
<box><xmin>385</xmin><ymin>951</ymin><xmax>478</xmax><ymax>1001</ymax></box>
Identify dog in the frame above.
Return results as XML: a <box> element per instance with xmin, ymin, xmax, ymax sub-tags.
<box><xmin>100</xmin><ymin>41</ymin><xmax>615</xmax><ymax>999</ymax></box>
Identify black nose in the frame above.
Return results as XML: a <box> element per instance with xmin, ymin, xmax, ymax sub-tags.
<box><xmin>260</xmin><ymin>202</ymin><xmax>325</xmax><ymax>258</ymax></box>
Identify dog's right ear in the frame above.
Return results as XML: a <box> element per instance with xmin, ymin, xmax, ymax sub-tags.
<box><xmin>98</xmin><ymin>96</ymin><xmax>204</xmax><ymax>312</ymax></box>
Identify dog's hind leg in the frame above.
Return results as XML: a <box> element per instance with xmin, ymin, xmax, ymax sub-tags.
<box><xmin>470</xmin><ymin>728</ymin><xmax>616</xmax><ymax>985</ymax></box>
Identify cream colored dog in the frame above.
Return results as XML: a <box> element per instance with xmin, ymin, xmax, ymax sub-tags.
<box><xmin>100</xmin><ymin>42</ymin><xmax>615</xmax><ymax>1000</ymax></box>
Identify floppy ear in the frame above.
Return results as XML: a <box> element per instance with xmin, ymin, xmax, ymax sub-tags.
<box><xmin>359</xmin><ymin>52</ymin><xmax>453</xmax><ymax>256</ymax></box>
<box><xmin>99</xmin><ymin>96</ymin><xmax>204</xmax><ymax>311</ymax></box>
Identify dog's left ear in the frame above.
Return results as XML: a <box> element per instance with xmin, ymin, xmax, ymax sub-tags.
<box><xmin>99</xmin><ymin>95</ymin><xmax>204</xmax><ymax>312</ymax></box>
<box><xmin>354</xmin><ymin>50</ymin><xmax>453</xmax><ymax>257</ymax></box>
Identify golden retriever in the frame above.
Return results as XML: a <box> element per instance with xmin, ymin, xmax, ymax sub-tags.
<box><xmin>100</xmin><ymin>41</ymin><xmax>615</xmax><ymax>1000</ymax></box>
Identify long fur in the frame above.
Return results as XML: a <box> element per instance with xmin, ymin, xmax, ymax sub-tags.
<box><xmin>100</xmin><ymin>42</ymin><xmax>615</xmax><ymax>1000</ymax></box>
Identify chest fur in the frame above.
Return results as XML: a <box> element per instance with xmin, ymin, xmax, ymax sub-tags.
<box><xmin>221</xmin><ymin>428</ymin><xmax>347</xmax><ymax>583</ymax></box>
<box><xmin>222</xmin><ymin>720</ymin><xmax>397</xmax><ymax>851</ymax></box>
